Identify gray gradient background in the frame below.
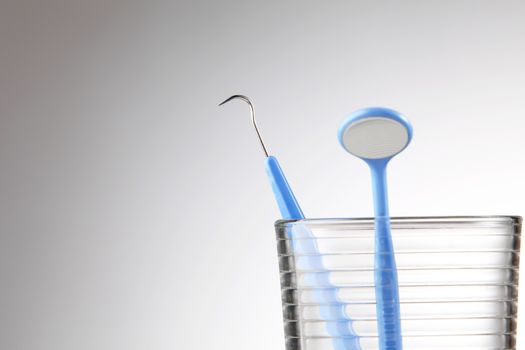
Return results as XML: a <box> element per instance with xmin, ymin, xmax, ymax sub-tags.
<box><xmin>1</xmin><ymin>1</ymin><xmax>524</xmax><ymax>349</ymax></box>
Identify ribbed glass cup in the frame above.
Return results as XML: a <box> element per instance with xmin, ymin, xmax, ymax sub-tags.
<box><xmin>275</xmin><ymin>216</ymin><xmax>521</xmax><ymax>350</ymax></box>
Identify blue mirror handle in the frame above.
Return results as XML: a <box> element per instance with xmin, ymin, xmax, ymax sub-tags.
<box><xmin>369</xmin><ymin>160</ymin><xmax>402</xmax><ymax>350</ymax></box>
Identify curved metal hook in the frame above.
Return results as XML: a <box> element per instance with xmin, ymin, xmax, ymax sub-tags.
<box><xmin>219</xmin><ymin>94</ymin><xmax>269</xmax><ymax>157</ymax></box>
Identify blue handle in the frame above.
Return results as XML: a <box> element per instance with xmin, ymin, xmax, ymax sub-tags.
<box><xmin>264</xmin><ymin>156</ymin><xmax>305</xmax><ymax>220</ymax></box>
<box><xmin>369</xmin><ymin>159</ymin><xmax>403</xmax><ymax>350</ymax></box>
<box><xmin>266</xmin><ymin>156</ymin><xmax>361</xmax><ymax>349</ymax></box>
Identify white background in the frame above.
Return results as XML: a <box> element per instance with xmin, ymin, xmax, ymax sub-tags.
<box><xmin>1</xmin><ymin>0</ymin><xmax>524</xmax><ymax>349</ymax></box>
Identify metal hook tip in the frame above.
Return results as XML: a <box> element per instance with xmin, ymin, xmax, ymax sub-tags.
<box><xmin>218</xmin><ymin>95</ymin><xmax>251</xmax><ymax>106</ymax></box>
<box><xmin>218</xmin><ymin>94</ymin><xmax>269</xmax><ymax>157</ymax></box>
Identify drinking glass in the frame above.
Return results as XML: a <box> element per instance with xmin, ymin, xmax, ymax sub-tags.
<box><xmin>276</xmin><ymin>216</ymin><xmax>521</xmax><ymax>350</ymax></box>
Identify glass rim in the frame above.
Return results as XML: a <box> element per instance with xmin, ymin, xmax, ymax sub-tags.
<box><xmin>275</xmin><ymin>215</ymin><xmax>522</xmax><ymax>229</ymax></box>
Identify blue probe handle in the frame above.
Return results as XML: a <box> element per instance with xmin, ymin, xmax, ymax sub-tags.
<box><xmin>264</xmin><ymin>156</ymin><xmax>305</xmax><ymax>220</ymax></box>
<box><xmin>266</xmin><ymin>156</ymin><xmax>361</xmax><ymax>350</ymax></box>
